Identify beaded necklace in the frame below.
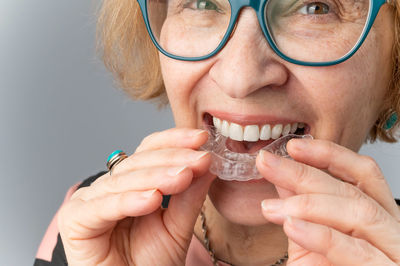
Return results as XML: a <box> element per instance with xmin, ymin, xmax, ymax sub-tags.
<box><xmin>199</xmin><ymin>209</ymin><xmax>289</xmax><ymax>266</ymax></box>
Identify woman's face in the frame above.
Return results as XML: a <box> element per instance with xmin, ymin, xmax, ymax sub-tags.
<box><xmin>159</xmin><ymin>6</ymin><xmax>395</xmax><ymax>225</ymax></box>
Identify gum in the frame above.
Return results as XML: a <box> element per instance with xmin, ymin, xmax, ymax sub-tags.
<box><xmin>200</xmin><ymin>126</ymin><xmax>313</xmax><ymax>181</ymax></box>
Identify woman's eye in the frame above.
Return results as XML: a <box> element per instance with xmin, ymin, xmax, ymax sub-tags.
<box><xmin>196</xmin><ymin>0</ymin><xmax>218</xmax><ymax>10</ymax></box>
<box><xmin>182</xmin><ymin>0</ymin><xmax>223</xmax><ymax>12</ymax></box>
<box><xmin>298</xmin><ymin>2</ymin><xmax>330</xmax><ymax>15</ymax></box>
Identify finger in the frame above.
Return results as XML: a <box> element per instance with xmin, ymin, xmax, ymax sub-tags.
<box><xmin>111</xmin><ymin>148</ymin><xmax>210</xmax><ymax>177</ymax></box>
<box><xmin>287</xmin><ymin>138</ymin><xmax>400</xmax><ymax>219</ymax></box>
<box><xmin>73</xmin><ymin>166</ymin><xmax>195</xmax><ymax>201</ymax></box>
<box><xmin>135</xmin><ymin>128</ymin><xmax>208</xmax><ymax>153</ymax></box>
<box><xmin>285</xmin><ymin>239</ymin><xmax>328</xmax><ymax>266</ymax></box>
<box><xmin>163</xmin><ymin>171</ymin><xmax>217</xmax><ymax>248</ymax></box>
<box><xmin>59</xmin><ymin>189</ymin><xmax>163</xmax><ymax>240</ymax></box>
<box><xmin>262</xmin><ymin>194</ymin><xmax>400</xmax><ymax>262</ymax></box>
<box><xmin>283</xmin><ymin>216</ymin><xmax>398</xmax><ymax>266</ymax></box>
<box><xmin>256</xmin><ymin>150</ymin><xmax>364</xmax><ymax>200</ymax></box>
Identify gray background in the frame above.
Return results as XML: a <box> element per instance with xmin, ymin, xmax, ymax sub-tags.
<box><xmin>1</xmin><ymin>0</ymin><xmax>399</xmax><ymax>265</ymax></box>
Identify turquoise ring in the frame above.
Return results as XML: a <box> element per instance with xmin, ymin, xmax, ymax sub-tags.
<box><xmin>106</xmin><ymin>150</ymin><xmax>128</xmax><ymax>174</ymax></box>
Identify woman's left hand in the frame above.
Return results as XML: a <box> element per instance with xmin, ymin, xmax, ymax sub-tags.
<box><xmin>256</xmin><ymin>138</ymin><xmax>400</xmax><ymax>265</ymax></box>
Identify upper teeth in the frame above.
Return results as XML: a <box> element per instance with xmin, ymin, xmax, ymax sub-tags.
<box><xmin>212</xmin><ymin>116</ymin><xmax>304</xmax><ymax>142</ymax></box>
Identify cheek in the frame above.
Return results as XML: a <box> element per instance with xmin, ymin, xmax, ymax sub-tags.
<box><xmin>291</xmin><ymin>26</ymin><xmax>389</xmax><ymax>147</ymax></box>
<box><xmin>161</xmin><ymin>58</ymin><xmax>194</xmax><ymax>126</ymax></box>
<box><xmin>295</xmin><ymin>62</ymin><xmax>376</xmax><ymax>119</ymax></box>
<box><xmin>159</xmin><ymin>54</ymin><xmax>215</xmax><ymax>127</ymax></box>
<box><xmin>160</xmin><ymin>56</ymin><xmax>191</xmax><ymax>104</ymax></box>
<box><xmin>337</xmin><ymin>8</ymin><xmax>394</xmax><ymax>120</ymax></box>
<box><xmin>336</xmin><ymin>21</ymin><xmax>392</xmax><ymax>122</ymax></box>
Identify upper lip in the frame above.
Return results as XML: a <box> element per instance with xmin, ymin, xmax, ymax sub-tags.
<box><xmin>204</xmin><ymin>110</ymin><xmax>306</xmax><ymax>126</ymax></box>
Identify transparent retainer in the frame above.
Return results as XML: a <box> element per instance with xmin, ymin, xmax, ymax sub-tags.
<box><xmin>200</xmin><ymin>126</ymin><xmax>313</xmax><ymax>181</ymax></box>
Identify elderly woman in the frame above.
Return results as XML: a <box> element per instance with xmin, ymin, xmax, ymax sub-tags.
<box><xmin>35</xmin><ymin>0</ymin><xmax>400</xmax><ymax>265</ymax></box>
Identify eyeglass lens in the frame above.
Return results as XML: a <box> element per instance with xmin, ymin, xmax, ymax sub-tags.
<box><xmin>146</xmin><ymin>0</ymin><xmax>370</xmax><ymax>63</ymax></box>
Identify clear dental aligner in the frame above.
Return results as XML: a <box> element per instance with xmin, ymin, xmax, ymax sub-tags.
<box><xmin>200</xmin><ymin>126</ymin><xmax>313</xmax><ymax>181</ymax></box>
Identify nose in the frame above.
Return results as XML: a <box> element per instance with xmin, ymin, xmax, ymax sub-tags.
<box><xmin>209</xmin><ymin>8</ymin><xmax>288</xmax><ymax>99</ymax></box>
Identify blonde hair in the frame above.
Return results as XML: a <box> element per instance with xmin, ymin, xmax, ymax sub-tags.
<box><xmin>96</xmin><ymin>0</ymin><xmax>400</xmax><ymax>142</ymax></box>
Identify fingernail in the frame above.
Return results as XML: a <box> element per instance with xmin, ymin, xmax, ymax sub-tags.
<box><xmin>193</xmin><ymin>129</ymin><xmax>207</xmax><ymax>137</ymax></box>
<box><xmin>261</xmin><ymin>199</ymin><xmax>284</xmax><ymax>213</ymax></box>
<box><xmin>259</xmin><ymin>150</ymin><xmax>281</xmax><ymax>167</ymax></box>
<box><xmin>263</xmin><ymin>212</ymin><xmax>286</xmax><ymax>223</ymax></box>
<box><xmin>261</xmin><ymin>200</ymin><xmax>286</xmax><ymax>223</ymax></box>
<box><xmin>286</xmin><ymin>215</ymin><xmax>292</xmax><ymax>224</ymax></box>
<box><xmin>194</xmin><ymin>151</ymin><xmax>209</xmax><ymax>161</ymax></box>
<box><xmin>286</xmin><ymin>215</ymin><xmax>308</xmax><ymax>230</ymax></box>
<box><xmin>142</xmin><ymin>189</ymin><xmax>158</xmax><ymax>198</ymax></box>
<box><xmin>168</xmin><ymin>166</ymin><xmax>188</xmax><ymax>176</ymax></box>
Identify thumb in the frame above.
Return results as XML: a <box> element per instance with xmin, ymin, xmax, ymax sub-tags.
<box><xmin>286</xmin><ymin>238</ymin><xmax>327</xmax><ymax>265</ymax></box>
<box><xmin>162</xmin><ymin>171</ymin><xmax>217</xmax><ymax>247</ymax></box>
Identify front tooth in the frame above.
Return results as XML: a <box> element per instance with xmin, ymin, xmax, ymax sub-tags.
<box><xmin>243</xmin><ymin>125</ymin><xmax>259</xmax><ymax>142</ymax></box>
<box><xmin>260</xmin><ymin>124</ymin><xmax>271</xmax><ymax>140</ymax></box>
<box><xmin>213</xmin><ymin>117</ymin><xmax>222</xmax><ymax>131</ymax></box>
<box><xmin>282</xmin><ymin>124</ymin><xmax>291</xmax><ymax>136</ymax></box>
<box><xmin>271</xmin><ymin>124</ymin><xmax>283</xmax><ymax>139</ymax></box>
<box><xmin>221</xmin><ymin>120</ymin><xmax>230</xmax><ymax>137</ymax></box>
<box><xmin>229</xmin><ymin>123</ymin><xmax>244</xmax><ymax>141</ymax></box>
<box><xmin>290</xmin><ymin>122</ymin><xmax>298</xmax><ymax>133</ymax></box>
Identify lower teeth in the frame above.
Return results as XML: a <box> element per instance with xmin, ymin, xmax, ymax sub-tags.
<box><xmin>200</xmin><ymin>125</ymin><xmax>313</xmax><ymax>181</ymax></box>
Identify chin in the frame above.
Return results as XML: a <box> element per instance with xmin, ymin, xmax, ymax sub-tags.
<box><xmin>207</xmin><ymin>177</ymin><xmax>280</xmax><ymax>226</ymax></box>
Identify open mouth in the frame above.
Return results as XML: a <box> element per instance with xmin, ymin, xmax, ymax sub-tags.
<box><xmin>203</xmin><ymin>112</ymin><xmax>310</xmax><ymax>154</ymax></box>
<box><xmin>200</xmin><ymin>113</ymin><xmax>313</xmax><ymax>181</ymax></box>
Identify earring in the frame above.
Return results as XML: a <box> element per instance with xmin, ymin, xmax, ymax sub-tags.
<box><xmin>384</xmin><ymin>112</ymin><xmax>398</xmax><ymax>130</ymax></box>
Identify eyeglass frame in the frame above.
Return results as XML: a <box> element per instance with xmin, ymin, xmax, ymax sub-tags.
<box><xmin>137</xmin><ymin>0</ymin><xmax>392</xmax><ymax>66</ymax></box>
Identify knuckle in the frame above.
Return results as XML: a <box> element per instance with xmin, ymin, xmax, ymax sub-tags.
<box><xmin>353</xmin><ymin>238</ymin><xmax>375</xmax><ymax>262</ymax></box>
<box><xmin>318</xmin><ymin>140</ymin><xmax>338</xmax><ymax>162</ymax></box>
<box><xmin>356</xmin><ymin>199</ymin><xmax>385</xmax><ymax>226</ymax></box>
<box><xmin>360</xmin><ymin>155</ymin><xmax>383</xmax><ymax>179</ymax></box>
<box><xmin>293</xmin><ymin>164</ymin><xmax>313</xmax><ymax>191</ymax></box>
<box><xmin>57</xmin><ymin>201</ymin><xmax>77</xmax><ymax>234</ymax></box>
<box><xmin>69</xmin><ymin>188</ymin><xmax>83</xmax><ymax>201</ymax></box>
<box><xmin>297</xmin><ymin>194</ymin><xmax>316</xmax><ymax>214</ymax></box>
<box><xmin>57</xmin><ymin>206</ymin><xmax>67</xmax><ymax>230</ymax></box>
<box><xmin>324</xmin><ymin>227</ymin><xmax>373</xmax><ymax>264</ymax></box>
<box><xmin>325</xmin><ymin>141</ymin><xmax>337</xmax><ymax>156</ymax></box>
<box><xmin>168</xmin><ymin>149</ymin><xmax>183</xmax><ymax>162</ymax></box>
<box><xmin>70</xmin><ymin>186</ymin><xmax>92</xmax><ymax>201</ymax></box>
<box><xmin>323</xmin><ymin>226</ymin><xmax>336</xmax><ymax>253</ymax></box>
<box><xmin>167</xmin><ymin>148</ymin><xmax>195</xmax><ymax>164</ymax></box>
<box><xmin>136</xmin><ymin>131</ymin><xmax>161</xmax><ymax>152</ymax></box>
<box><xmin>105</xmin><ymin>172</ymin><xmax>124</xmax><ymax>192</ymax></box>
<box><xmin>340</xmin><ymin>181</ymin><xmax>364</xmax><ymax>200</ymax></box>
<box><xmin>91</xmin><ymin>173</ymin><xmax>108</xmax><ymax>185</ymax></box>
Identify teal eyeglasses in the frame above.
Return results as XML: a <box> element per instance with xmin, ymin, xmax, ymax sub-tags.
<box><xmin>137</xmin><ymin>0</ymin><xmax>392</xmax><ymax>66</ymax></box>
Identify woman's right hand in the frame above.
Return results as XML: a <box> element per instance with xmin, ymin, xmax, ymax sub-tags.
<box><xmin>57</xmin><ymin>128</ymin><xmax>214</xmax><ymax>265</ymax></box>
